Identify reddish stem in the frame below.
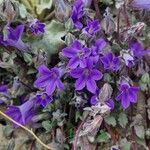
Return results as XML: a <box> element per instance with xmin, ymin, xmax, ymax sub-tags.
<box><xmin>73</xmin><ymin>115</ymin><xmax>88</xmax><ymax>150</ymax></box>
<box><xmin>123</xmin><ymin>2</ymin><xmax>131</xmax><ymax>27</ymax></box>
<box><xmin>93</xmin><ymin>0</ymin><xmax>102</xmax><ymax>20</ymax></box>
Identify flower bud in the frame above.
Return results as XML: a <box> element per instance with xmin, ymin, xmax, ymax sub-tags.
<box><xmin>0</xmin><ymin>0</ymin><xmax>18</xmax><ymax>23</ymax></box>
<box><xmin>54</xmin><ymin>0</ymin><xmax>71</xmax><ymax>22</ymax></box>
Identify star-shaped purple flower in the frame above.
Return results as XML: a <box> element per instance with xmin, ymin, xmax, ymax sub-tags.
<box><xmin>5</xmin><ymin>99</ymin><xmax>35</xmax><ymax>126</ymax></box>
<box><xmin>29</xmin><ymin>19</ymin><xmax>45</xmax><ymax>35</ymax></box>
<box><xmin>101</xmin><ymin>52</ymin><xmax>120</xmax><ymax>71</ymax></box>
<box><xmin>36</xmin><ymin>92</ymin><xmax>53</xmax><ymax>107</ymax></box>
<box><xmin>0</xmin><ymin>85</ymin><xmax>8</xmax><ymax>93</ymax></box>
<box><xmin>121</xmin><ymin>51</ymin><xmax>135</xmax><ymax>67</ymax></box>
<box><xmin>70</xmin><ymin>59</ymin><xmax>103</xmax><ymax>93</ymax></box>
<box><xmin>71</xmin><ymin>0</ymin><xmax>84</xmax><ymax>29</ymax></box>
<box><xmin>34</xmin><ymin>65</ymin><xmax>64</xmax><ymax>95</ymax></box>
<box><xmin>63</xmin><ymin>40</ymin><xmax>91</xmax><ymax>69</ymax></box>
<box><xmin>130</xmin><ymin>41</ymin><xmax>150</xmax><ymax>57</ymax></box>
<box><xmin>90</xmin><ymin>90</ymin><xmax>115</xmax><ymax>110</ymax></box>
<box><xmin>3</xmin><ymin>25</ymin><xmax>28</xmax><ymax>51</ymax></box>
<box><xmin>84</xmin><ymin>19</ymin><xmax>101</xmax><ymax>37</ymax></box>
<box><xmin>116</xmin><ymin>82</ymin><xmax>140</xmax><ymax>109</ymax></box>
<box><xmin>91</xmin><ymin>38</ymin><xmax>107</xmax><ymax>63</ymax></box>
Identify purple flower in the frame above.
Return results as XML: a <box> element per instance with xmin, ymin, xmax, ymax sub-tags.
<box><xmin>90</xmin><ymin>93</ymin><xmax>115</xmax><ymax>110</ymax></box>
<box><xmin>36</xmin><ymin>93</ymin><xmax>53</xmax><ymax>107</ymax></box>
<box><xmin>62</xmin><ymin>40</ymin><xmax>91</xmax><ymax>69</ymax></box>
<box><xmin>91</xmin><ymin>38</ymin><xmax>107</xmax><ymax>63</ymax></box>
<box><xmin>132</xmin><ymin>0</ymin><xmax>150</xmax><ymax>10</ymax></box>
<box><xmin>29</xmin><ymin>19</ymin><xmax>45</xmax><ymax>35</ymax></box>
<box><xmin>105</xmin><ymin>99</ymin><xmax>115</xmax><ymax>110</ymax></box>
<box><xmin>84</xmin><ymin>20</ymin><xmax>101</xmax><ymax>37</ymax></box>
<box><xmin>101</xmin><ymin>52</ymin><xmax>120</xmax><ymax>71</ymax></box>
<box><xmin>130</xmin><ymin>41</ymin><xmax>150</xmax><ymax>57</ymax></box>
<box><xmin>3</xmin><ymin>25</ymin><xmax>28</xmax><ymax>51</ymax></box>
<box><xmin>121</xmin><ymin>51</ymin><xmax>135</xmax><ymax>67</ymax></box>
<box><xmin>70</xmin><ymin>59</ymin><xmax>103</xmax><ymax>93</ymax></box>
<box><xmin>116</xmin><ymin>82</ymin><xmax>140</xmax><ymax>109</ymax></box>
<box><xmin>5</xmin><ymin>99</ymin><xmax>35</xmax><ymax>126</ymax></box>
<box><xmin>90</xmin><ymin>95</ymin><xmax>99</xmax><ymax>105</ymax></box>
<box><xmin>0</xmin><ymin>85</ymin><xmax>8</xmax><ymax>93</ymax></box>
<box><xmin>34</xmin><ymin>65</ymin><xmax>64</xmax><ymax>95</ymax></box>
<box><xmin>71</xmin><ymin>0</ymin><xmax>84</xmax><ymax>29</ymax></box>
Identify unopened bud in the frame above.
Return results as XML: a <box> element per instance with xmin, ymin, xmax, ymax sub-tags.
<box><xmin>0</xmin><ymin>0</ymin><xmax>18</xmax><ymax>23</ymax></box>
<box><xmin>54</xmin><ymin>0</ymin><xmax>71</xmax><ymax>22</ymax></box>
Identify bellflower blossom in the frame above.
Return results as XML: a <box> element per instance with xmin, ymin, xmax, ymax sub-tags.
<box><xmin>83</xmin><ymin>20</ymin><xmax>101</xmax><ymax>37</ymax></box>
<box><xmin>116</xmin><ymin>82</ymin><xmax>140</xmax><ymax>109</ymax></box>
<box><xmin>36</xmin><ymin>93</ymin><xmax>53</xmax><ymax>107</ymax></box>
<box><xmin>132</xmin><ymin>0</ymin><xmax>150</xmax><ymax>10</ymax></box>
<box><xmin>2</xmin><ymin>25</ymin><xmax>28</xmax><ymax>51</ymax></box>
<box><xmin>70</xmin><ymin>59</ymin><xmax>103</xmax><ymax>93</ymax></box>
<box><xmin>90</xmin><ymin>91</ymin><xmax>115</xmax><ymax>110</ymax></box>
<box><xmin>121</xmin><ymin>50</ymin><xmax>135</xmax><ymax>67</ymax></box>
<box><xmin>29</xmin><ymin>19</ymin><xmax>45</xmax><ymax>35</ymax></box>
<box><xmin>63</xmin><ymin>40</ymin><xmax>91</xmax><ymax>69</ymax></box>
<box><xmin>34</xmin><ymin>65</ymin><xmax>64</xmax><ymax>95</ymax></box>
<box><xmin>130</xmin><ymin>41</ymin><xmax>150</xmax><ymax>57</ymax></box>
<box><xmin>71</xmin><ymin>0</ymin><xmax>84</xmax><ymax>29</ymax></box>
<box><xmin>5</xmin><ymin>99</ymin><xmax>35</xmax><ymax>126</ymax></box>
<box><xmin>101</xmin><ymin>52</ymin><xmax>120</xmax><ymax>71</ymax></box>
<box><xmin>0</xmin><ymin>85</ymin><xmax>8</xmax><ymax>93</ymax></box>
<box><xmin>91</xmin><ymin>38</ymin><xmax>107</xmax><ymax>63</ymax></box>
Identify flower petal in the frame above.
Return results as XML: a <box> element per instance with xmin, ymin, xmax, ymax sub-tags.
<box><xmin>121</xmin><ymin>92</ymin><xmax>130</xmax><ymax>109</ymax></box>
<box><xmin>46</xmin><ymin>80</ymin><xmax>56</xmax><ymax>95</ymax></box>
<box><xmin>75</xmin><ymin>77</ymin><xmax>86</xmax><ymax>90</ymax></box>
<box><xmin>70</xmin><ymin>68</ymin><xmax>83</xmax><ymax>78</ymax></box>
<box><xmin>34</xmin><ymin>75</ymin><xmax>50</xmax><ymax>87</ymax></box>
<box><xmin>56</xmin><ymin>79</ymin><xmax>65</xmax><ymax>90</ymax></box>
<box><xmin>63</xmin><ymin>47</ymin><xmax>77</xmax><ymax>58</ymax></box>
<box><xmin>68</xmin><ymin>57</ymin><xmax>79</xmax><ymax>69</ymax></box>
<box><xmin>38</xmin><ymin>65</ymin><xmax>51</xmax><ymax>75</ymax></box>
<box><xmin>86</xmin><ymin>79</ymin><xmax>97</xmax><ymax>93</ymax></box>
<box><xmin>91</xmin><ymin>69</ymin><xmax>103</xmax><ymax>80</ymax></box>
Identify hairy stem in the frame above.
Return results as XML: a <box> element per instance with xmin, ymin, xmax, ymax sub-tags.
<box><xmin>73</xmin><ymin>114</ymin><xmax>89</xmax><ymax>150</ymax></box>
<box><xmin>0</xmin><ymin>110</ymin><xmax>53</xmax><ymax>150</ymax></box>
<box><xmin>93</xmin><ymin>0</ymin><xmax>102</xmax><ymax>20</ymax></box>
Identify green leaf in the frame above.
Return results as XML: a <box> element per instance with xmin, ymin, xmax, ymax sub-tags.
<box><xmin>19</xmin><ymin>3</ymin><xmax>27</xmax><ymax>18</ymax></box>
<box><xmin>100</xmin><ymin>0</ymin><xmax>113</xmax><ymax>5</ymax></box>
<box><xmin>42</xmin><ymin>121</ymin><xmax>52</xmax><ymax>132</ymax></box>
<box><xmin>23</xmin><ymin>53</ymin><xmax>32</xmax><ymax>65</ymax></box>
<box><xmin>32</xmin><ymin>20</ymin><xmax>66</xmax><ymax>63</ymax></box>
<box><xmin>104</xmin><ymin>116</ymin><xmax>116</xmax><ymax>127</ymax></box>
<box><xmin>139</xmin><ymin>73</ymin><xmax>150</xmax><ymax>91</ymax></box>
<box><xmin>137</xmin><ymin>138</ymin><xmax>147</xmax><ymax>149</ymax></box>
<box><xmin>36</xmin><ymin>0</ymin><xmax>53</xmax><ymax>15</ymax></box>
<box><xmin>65</xmin><ymin>19</ymin><xmax>74</xmax><ymax>31</ymax></box>
<box><xmin>118</xmin><ymin>113</ymin><xmax>128</xmax><ymax>128</ymax></box>
<box><xmin>3</xmin><ymin>125</ymin><xmax>14</xmax><ymax>137</ymax></box>
<box><xmin>134</xmin><ymin>125</ymin><xmax>145</xmax><ymax>139</ymax></box>
<box><xmin>120</xmin><ymin>138</ymin><xmax>131</xmax><ymax>150</ymax></box>
<box><xmin>97</xmin><ymin>131</ymin><xmax>110</xmax><ymax>143</ymax></box>
<box><xmin>141</xmin><ymin>73</ymin><xmax>150</xmax><ymax>83</ymax></box>
<box><xmin>0</xmin><ymin>0</ymin><xmax>3</xmax><ymax>5</ymax></box>
<box><xmin>75</xmin><ymin>111</ymin><xmax>82</xmax><ymax>123</ymax></box>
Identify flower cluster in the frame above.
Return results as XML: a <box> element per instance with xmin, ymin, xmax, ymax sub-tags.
<box><xmin>0</xmin><ymin>19</ymin><xmax>45</xmax><ymax>51</ymax></box>
<box><xmin>1</xmin><ymin>0</ymin><xmax>150</xmax><ymax>131</ymax></box>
